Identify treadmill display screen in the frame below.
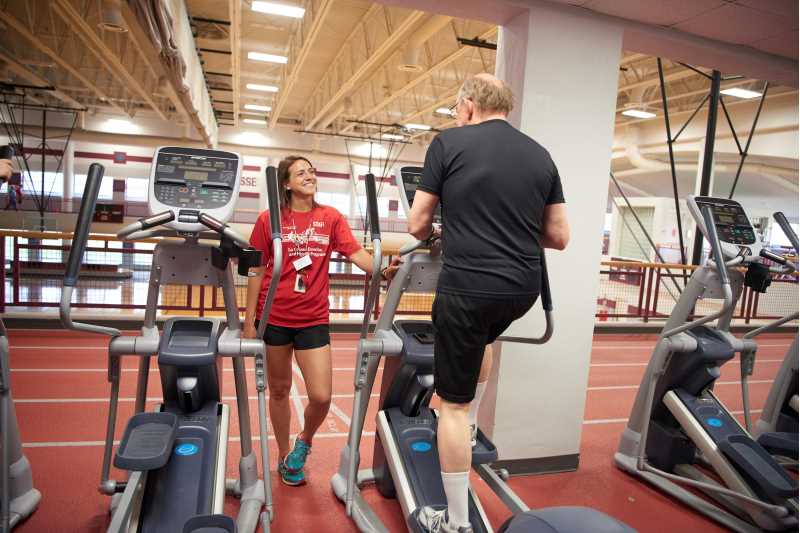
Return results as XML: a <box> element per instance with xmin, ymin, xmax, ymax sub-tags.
<box><xmin>183</xmin><ymin>170</ymin><xmax>209</xmax><ymax>181</ymax></box>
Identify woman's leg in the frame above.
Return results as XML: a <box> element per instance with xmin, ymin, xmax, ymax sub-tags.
<box><xmin>293</xmin><ymin>344</ymin><xmax>332</xmax><ymax>446</ymax></box>
<box><xmin>266</xmin><ymin>343</ymin><xmax>295</xmax><ymax>460</ymax></box>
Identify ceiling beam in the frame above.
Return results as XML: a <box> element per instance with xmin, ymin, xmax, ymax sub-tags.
<box><xmin>229</xmin><ymin>0</ymin><xmax>241</xmax><ymax>127</ymax></box>
<box><xmin>619</xmin><ymin>66</ymin><xmax>701</xmax><ymax>92</ymax></box>
<box><xmin>0</xmin><ymin>49</ymin><xmax>83</xmax><ymax>109</ymax></box>
<box><xmin>303</xmin><ymin>7</ymin><xmax>427</xmax><ymax>130</ymax></box>
<box><xmin>2</xmin><ymin>9</ymin><xmax>128</xmax><ymax>115</ymax></box>
<box><xmin>341</xmin><ymin>27</ymin><xmax>497</xmax><ymax>134</ymax></box>
<box><xmin>269</xmin><ymin>0</ymin><xmax>334</xmax><ymax>128</ymax></box>
<box><xmin>50</xmin><ymin>0</ymin><xmax>167</xmax><ymax>120</ymax></box>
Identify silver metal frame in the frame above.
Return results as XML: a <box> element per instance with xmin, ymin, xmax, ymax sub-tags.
<box><xmin>615</xmin><ymin>197</ymin><xmax>799</xmax><ymax>533</ymax></box>
<box><xmin>60</xmin><ymin>156</ymin><xmax>282</xmax><ymax>533</ymax></box>
<box><xmin>0</xmin><ymin>319</ymin><xmax>41</xmax><ymax>532</ymax></box>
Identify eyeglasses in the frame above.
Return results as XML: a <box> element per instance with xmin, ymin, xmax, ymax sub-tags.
<box><xmin>449</xmin><ymin>101</ymin><xmax>458</xmax><ymax>113</ymax></box>
<box><xmin>294</xmin><ymin>167</ymin><xmax>317</xmax><ymax>178</ymax></box>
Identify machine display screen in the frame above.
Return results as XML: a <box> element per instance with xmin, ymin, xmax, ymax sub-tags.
<box><xmin>400</xmin><ymin>168</ymin><xmax>441</xmax><ymax>222</ymax></box>
<box><xmin>183</xmin><ymin>170</ymin><xmax>209</xmax><ymax>181</ymax></box>
<box><xmin>695</xmin><ymin>197</ymin><xmax>756</xmax><ymax>246</ymax></box>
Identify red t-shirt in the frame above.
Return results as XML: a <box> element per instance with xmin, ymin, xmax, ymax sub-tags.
<box><xmin>249</xmin><ymin>204</ymin><xmax>362</xmax><ymax>327</ymax></box>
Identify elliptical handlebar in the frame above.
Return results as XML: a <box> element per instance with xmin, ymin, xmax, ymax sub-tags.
<box><xmin>661</xmin><ymin>205</ymin><xmax>734</xmax><ymax>339</ymax></box>
<box><xmin>497</xmin><ymin>252</ymin><xmax>554</xmax><ymax>345</ymax></box>
<box><xmin>61</xmin><ymin>163</ymin><xmax>120</xmax><ymax>337</ymax></box>
<box><xmin>256</xmin><ymin>166</ymin><xmax>284</xmax><ymax>340</ymax></box>
<box><xmin>773</xmin><ymin>211</ymin><xmax>798</xmax><ymax>253</ymax></box>
<box><xmin>359</xmin><ymin>174</ymin><xmax>383</xmax><ymax>339</ymax></box>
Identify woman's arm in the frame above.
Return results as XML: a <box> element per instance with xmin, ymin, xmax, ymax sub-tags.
<box><xmin>349</xmin><ymin>249</ymin><xmax>376</xmax><ymax>276</ymax></box>
<box><xmin>243</xmin><ymin>266</ymin><xmax>266</xmax><ymax>338</ymax></box>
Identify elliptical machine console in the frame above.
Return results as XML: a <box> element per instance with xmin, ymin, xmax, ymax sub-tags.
<box><xmin>61</xmin><ymin>148</ymin><xmax>285</xmax><ymax>533</ymax></box>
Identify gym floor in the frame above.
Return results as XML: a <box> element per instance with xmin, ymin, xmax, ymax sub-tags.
<box><xmin>7</xmin><ymin>328</ymin><xmax>795</xmax><ymax>532</ymax></box>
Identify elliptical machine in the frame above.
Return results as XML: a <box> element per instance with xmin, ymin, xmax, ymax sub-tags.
<box><xmin>1</xmin><ymin>316</ymin><xmax>41</xmax><ymax>532</ymax></box>
<box><xmin>61</xmin><ymin>149</ymin><xmax>284</xmax><ymax>533</ymax></box>
<box><xmin>615</xmin><ymin>195</ymin><xmax>798</xmax><ymax>533</ymax></box>
<box><xmin>739</xmin><ymin>212</ymin><xmax>798</xmax><ymax>464</ymax></box>
<box><xmin>332</xmin><ymin>167</ymin><xmax>635</xmax><ymax>533</ymax></box>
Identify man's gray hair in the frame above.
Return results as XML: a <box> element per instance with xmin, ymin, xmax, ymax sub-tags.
<box><xmin>457</xmin><ymin>75</ymin><xmax>514</xmax><ymax>115</ymax></box>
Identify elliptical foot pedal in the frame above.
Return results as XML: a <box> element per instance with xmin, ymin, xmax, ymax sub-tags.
<box><xmin>183</xmin><ymin>514</ymin><xmax>237</xmax><ymax>533</ymax></box>
<box><xmin>471</xmin><ymin>427</ymin><xmax>498</xmax><ymax>466</ymax></box>
<box><xmin>757</xmin><ymin>432</ymin><xmax>799</xmax><ymax>460</ymax></box>
<box><xmin>114</xmin><ymin>412</ymin><xmax>178</xmax><ymax>471</ymax></box>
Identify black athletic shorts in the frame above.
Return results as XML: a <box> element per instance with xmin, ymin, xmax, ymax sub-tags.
<box><xmin>254</xmin><ymin>321</ymin><xmax>330</xmax><ymax>350</ymax></box>
<box><xmin>432</xmin><ymin>292</ymin><xmax>538</xmax><ymax>404</ymax></box>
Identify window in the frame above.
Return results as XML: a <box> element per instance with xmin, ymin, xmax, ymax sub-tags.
<box><xmin>316</xmin><ymin>191</ymin><xmax>350</xmax><ymax>215</ymax></box>
<box><xmin>21</xmin><ymin>172</ymin><xmax>63</xmax><ymax>198</ymax></box>
<box><xmin>126</xmin><ymin>178</ymin><xmax>149</xmax><ymax>202</ymax></box>
<box><xmin>74</xmin><ymin>174</ymin><xmax>113</xmax><ymax>200</ymax></box>
<box><xmin>356</xmin><ymin>196</ymin><xmax>391</xmax><ymax>218</ymax></box>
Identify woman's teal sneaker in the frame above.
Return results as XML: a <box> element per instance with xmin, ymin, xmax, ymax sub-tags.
<box><xmin>278</xmin><ymin>459</ymin><xmax>306</xmax><ymax>486</ymax></box>
<box><xmin>285</xmin><ymin>438</ymin><xmax>311</xmax><ymax>472</ymax></box>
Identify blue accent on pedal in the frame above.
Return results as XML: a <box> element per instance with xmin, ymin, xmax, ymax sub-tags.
<box><xmin>175</xmin><ymin>443</ymin><xmax>199</xmax><ymax>456</ymax></box>
<box><xmin>706</xmin><ymin>417</ymin><xmax>723</xmax><ymax>428</ymax></box>
<box><xmin>410</xmin><ymin>441</ymin><xmax>432</xmax><ymax>453</ymax></box>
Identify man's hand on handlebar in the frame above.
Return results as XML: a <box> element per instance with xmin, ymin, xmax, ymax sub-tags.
<box><xmin>382</xmin><ymin>257</ymin><xmax>402</xmax><ymax>281</ymax></box>
<box><xmin>0</xmin><ymin>159</ymin><xmax>14</xmax><ymax>182</ymax></box>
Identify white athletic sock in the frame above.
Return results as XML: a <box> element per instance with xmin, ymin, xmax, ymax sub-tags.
<box><xmin>441</xmin><ymin>471</ymin><xmax>470</xmax><ymax>528</ymax></box>
<box><xmin>468</xmin><ymin>381</ymin><xmax>487</xmax><ymax>428</ymax></box>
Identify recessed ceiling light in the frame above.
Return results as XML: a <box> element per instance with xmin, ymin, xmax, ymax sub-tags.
<box><xmin>382</xmin><ymin>133</ymin><xmax>405</xmax><ymax>140</ymax></box>
<box><xmin>720</xmin><ymin>87</ymin><xmax>762</xmax><ymax>99</ymax></box>
<box><xmin>621</xmin><ymin>109</ymin><xmax>656</xmax><ymax>119</ymax></box>
<box><xmin>107</xmin><ymin>118</ymin><xmax>132</xmax><ymax>127</ymax></box>
<box><xmin>244</xmin><ymin>104</ymin><xmax>272</xmax><ymax>112</ymax></box>
<box><xmin>248</xmin><ymin>52</ymin><xmax>288</xmax><ymax>64</ymax></box>
<box><xmin>246</xmin><ymin>83</ymin><xmax>279</xmax><ymax>93</ymax></box>
<box><xmin>435</xmin><ymin>107</ymin><xmax>453</xmax><ymax>116</ymax></box>
<box><xmin>404</xmin><ymin>123</ymin><xmax>431</xmax><ymax>131</ymax></box>
<box><xmin>251</xmin><ymin>1</ymin><xmax>305</xmax><ymax>18</ymax></box>
<box><xmin>243</xmin><ymin>118</ymin><xmax>267</xmax><ymax>125</ymax></box>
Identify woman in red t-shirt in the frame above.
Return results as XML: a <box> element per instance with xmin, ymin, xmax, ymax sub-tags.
<box><xmin>244</xmin><ymin>155</ymin><xmax>393</xmax><ymax>486</ymax></box>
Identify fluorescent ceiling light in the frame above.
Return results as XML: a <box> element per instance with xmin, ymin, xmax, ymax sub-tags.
<box><xmin>107</xmin><ymin>118</ymin><xmax>132</xmax><ymax>127</ymax></box>
<box><xmin>243</xmin><ymin>118</ymin><xmax>267</xmax><ymax>125</ymax></box>
<box><xmin>354</xmin><ymin>143</ymin><xmax>387</xmax><ymax>158</ymax></box>
<box><xmin>381</xmin><ymin>133</ymin><xmax>405</xmax><ymax>140</ymax></box>
<box><xmin>244</xmin><ymin>104</ymin><xmax>272</xmax><ymax>112</ymax></box>
<box><xmin>621</xmin><ymin>109</ymin><xmax>656</xmax><ymax>119</ymax></box>
<box><xmin>251</xmin><ymin>1</ymin><xmax>305</xmax><ymax>18</ymax></box>
<box><xmin>248</xmin><ymin>52</ymin><xmax>288</xmax><ymax>64</ymax></box>
<box><xmin>404</xmin><ymin>123</ymin><xmax>431</xmax><ymax>131</ymax></box>
<box><xmin>105</xmin><ymin>118</ymin><xmax>139</xmax><ymax>133</ymax></box>
<box><xmin>721</xmin><ymin>87</ymin><xmax>762</xmax><ymax>99</ymax></box>
<box><xmin>238</xmin><ymin>131</ymin><xmax>269</xmax><ymax>146</ymax></box>
<box><xmin>246</xmin><ymin>83</ymin><xmax>279</xmax><ymax>93</ymax></box>
<box><xmin>435</xmin><ymin>107</ymin><xmax>453</xmax><ymax>116</ymax></box>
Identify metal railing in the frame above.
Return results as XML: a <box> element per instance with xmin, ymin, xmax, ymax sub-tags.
<box><xmin>1</xmin><ymin>231</ymin><xmax>796</xmax><ymax>325</ymax></box>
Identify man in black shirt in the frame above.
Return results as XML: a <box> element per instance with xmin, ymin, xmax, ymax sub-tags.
<box><xmin>409</xmin><ymin>73</ymin><xmax>570</xmax><ymax>533</ymax></box>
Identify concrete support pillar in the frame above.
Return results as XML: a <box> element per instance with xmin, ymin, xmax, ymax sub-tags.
<box><xmin>482</xmin><ymin>4</ymin><xmax>623</xmax><ymax>474</ymax></box>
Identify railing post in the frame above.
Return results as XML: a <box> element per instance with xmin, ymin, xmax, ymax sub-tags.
<box><xmin>642</xmin><ymin>266</ymin><xmax>654</xmax><ymax>323</ymax></box>
<box><xmin>636</xmin><ymin>265</ymin><xmax>646</xmax><ymax>318</ymax></box>
<box><xmin>0</xmin><ymin>235</ymin><xmax>5</xmax><ymax>313</ymax></box>
<box><xmin>199</xmin><ymin>286</ymin><xmax>206</xmax><ymax>317</ymax></box>
<box><xmin>12</xmin><ymin>236</ymin><xmax>20</xmax><ymax>306</ymax></box>
<box><xmin>652</xmin><ymin>268</ymin><xmax>663</xmax><ymax>320</ymax></box>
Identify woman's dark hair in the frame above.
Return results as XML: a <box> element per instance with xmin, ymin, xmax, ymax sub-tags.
<box><xmin>277</xmin><ymin>155</ymin><xmax>316</xmax><ymax>208</ymax></box>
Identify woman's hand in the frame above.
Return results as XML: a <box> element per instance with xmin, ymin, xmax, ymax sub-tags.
<box><xmin>383</xmin><ymin>257</ymin><xmax>402</xmax><ymax>280</ymax></box>
<box><xmin>243</xmin><ymin>322</ymin><xmax>258</xmax><ymax>339</ymax></box>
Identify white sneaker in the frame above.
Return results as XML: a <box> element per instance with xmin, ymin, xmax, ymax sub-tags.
<box><xmin>416</xmin><ymin>506</ymin><xmax>473</xmax><ymax>533</ymax></box>
<box><xmin>469</xmin><ymin>424</ymin><xmax>477</xmax><ymax>448</ymax></box>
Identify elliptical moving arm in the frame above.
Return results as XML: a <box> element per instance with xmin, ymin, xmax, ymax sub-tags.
<box><xmin>497</xmin><ymin>253</ymin><xmax>554</xmax><ymax>345</ymax></box>
<box><xmin>256</xmin><ymin>166</ymin><xmax>284</xmax><ymax>341</ymax></box>
<box><xmin>60</xmin><ymin>163</ymin><xmax>120</xmax><ymax>337</ymax></box>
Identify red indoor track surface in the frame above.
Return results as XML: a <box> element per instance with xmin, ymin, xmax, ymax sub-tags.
<box><xmin>7</xmin><ymin>328</ymin><xmax>795</xmax><ymax>533</ymax></box>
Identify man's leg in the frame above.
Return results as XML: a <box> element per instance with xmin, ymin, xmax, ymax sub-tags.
<box><xmin>468</xmin><ymin>345</ymin><xmax>492</xmax><ymax>442</ymax></box>
<box><xmin>437</xmin><ymin>398</ymin><xmax>472</xmax><ymax>528</ymax></box>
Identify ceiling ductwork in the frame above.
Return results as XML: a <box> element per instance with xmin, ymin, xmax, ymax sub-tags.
<box><xmin>398</xmin><ymin>15</ymin><xmax>452</xmax><ymax>73</ymax></box>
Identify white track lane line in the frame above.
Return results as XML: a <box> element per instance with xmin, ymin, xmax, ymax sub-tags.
<box><xmin>590</xmin><ymin>359</ymin><xmax>783</xmax><ymax>367</ymax></box>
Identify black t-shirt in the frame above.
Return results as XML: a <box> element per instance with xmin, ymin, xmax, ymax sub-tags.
<box><xmin>419</xmin><ymin>119</ymin><xmax>565</xmax><ymax>298</ymax></box>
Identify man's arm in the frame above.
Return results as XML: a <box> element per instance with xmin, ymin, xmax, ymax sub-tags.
<box><xmin>408</xmin><ymin>190</ymin><xmax>440</xmax><ymax>241</ymax></box>
<box><xmin>540</xmin><ymin>203</ymin><xmax>570</xmax><ymax>250</ymax></box>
